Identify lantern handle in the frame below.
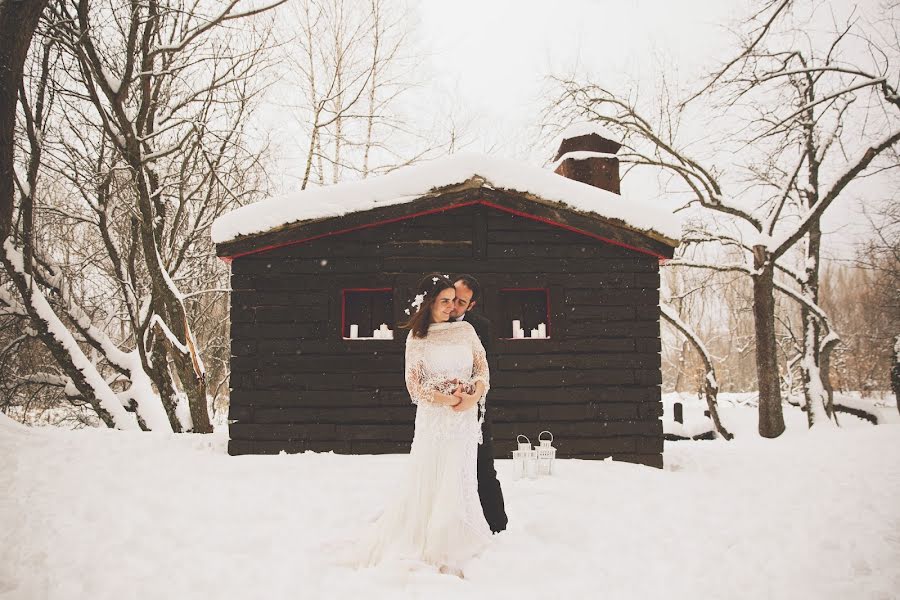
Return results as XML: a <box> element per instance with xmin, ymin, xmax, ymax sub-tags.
<box><xmin>539</xmin><ymin>430</ymin><xmax>553</xmax><ymax>444</ymax></box>
<box><xmin>516</xmin><ymin>434</ymin><xmax>531</xmax><ymax>445</ymax></box>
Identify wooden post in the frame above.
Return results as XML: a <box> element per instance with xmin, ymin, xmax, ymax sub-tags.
<box><xmin>674</xmin><ymin>402</ymin><xmax>683</xmax><ymax>424</ymax></box>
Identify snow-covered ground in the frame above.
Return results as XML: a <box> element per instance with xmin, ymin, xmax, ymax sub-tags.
<box><xmin>662</xmin><ymin>391</ymin><xmax>899</xmax><ymax>439</ymax></box>
<box><xmin>2</xmin><ymin>403</ymin><xmax>899</xmax><ymax>600</ymax></box>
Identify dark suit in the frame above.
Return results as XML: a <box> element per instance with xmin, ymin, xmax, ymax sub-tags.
<box><xmin>461</xmin><ymin>310</ymin><xmax>508</xmax><ymax>533</ymax></box>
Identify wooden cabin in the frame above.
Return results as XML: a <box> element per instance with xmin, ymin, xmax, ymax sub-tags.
<box><xmin>213</xmin><ymin>128</ymin><xmax>679</xmax><ymax>467</ymax></box>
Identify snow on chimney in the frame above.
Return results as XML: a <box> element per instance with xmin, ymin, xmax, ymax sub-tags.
<box><xmin>552</xmin><ymin>123</ymin><xmax>622</xmax><ymax>195</ymax></box>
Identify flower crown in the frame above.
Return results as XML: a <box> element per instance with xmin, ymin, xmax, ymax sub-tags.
<box><xmin>403</xmin><ymin>275</ymin><xmax>452</xmax><ymax>315</ymax></box>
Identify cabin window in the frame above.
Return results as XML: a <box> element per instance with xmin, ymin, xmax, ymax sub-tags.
<box><xmin>342</xmin><ymin>289</ymin><xmax>394</xmax><ymax>339</ymax></box>
<box><xmin>499</xmin><ymin>288</ymin><xmax>550</xmax><ymax>339</ymax></box>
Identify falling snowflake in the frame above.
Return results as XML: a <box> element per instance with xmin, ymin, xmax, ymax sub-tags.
<box><xmin>411</xmin><ymin>293</ymin><xmax>426</xmax><ymax>310</ymax></box>
<box><xmin>319</xmin><ymin>259</ymin><xmax>328</xmax><ymax>267</ymax></box>
<box><xmin>432</xmin><ymin>277</ymin><xmax>439</xmax><ymax>283</ymax></box>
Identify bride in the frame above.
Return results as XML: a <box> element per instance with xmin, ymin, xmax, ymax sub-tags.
<box><xmin>356</xmin><ymin>273</ymin><xmax>492</xmax><ymax>575</ymax></box>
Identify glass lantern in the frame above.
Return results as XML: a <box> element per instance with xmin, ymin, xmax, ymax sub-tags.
<box><xmin>536</xmin><ymin>430</ymin><xmax>557</xmax><ymax>475</ymax></box>
<box><xmin>511</xmin><ymin>435</ymin><xmax>537</xmax><ymax>480</ymax></box>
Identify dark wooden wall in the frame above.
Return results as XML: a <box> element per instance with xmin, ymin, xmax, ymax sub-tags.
<box><xmin>227</xmin><ymin>203</ymin><xmax>664</xmax><ymax>467</ymax></box>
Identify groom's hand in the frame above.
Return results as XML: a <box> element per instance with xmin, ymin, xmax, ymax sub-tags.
<box><xmin>451</xmin><ymin>391</ymin><xmax>479</xmax><ymax>412</ymax></box>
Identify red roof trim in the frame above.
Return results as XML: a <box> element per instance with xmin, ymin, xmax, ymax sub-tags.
<box><xmin>476</xmin><ymin>200</ymin><xmax>665</xmax><ymax>259</ymax></box>
<box><xmin>218</xmin><ymin>199</ymin><xmax>667</xmax><ymax>261</ymax></box>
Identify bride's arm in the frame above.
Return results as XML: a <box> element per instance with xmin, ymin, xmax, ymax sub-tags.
<box><xmin>405</xmin><ymin>337</ymin><xmax>461</xmax><ymax>406</ymax></box>
<box><xmin>452</xmin><ymin>329</ymin><xmax>490</xmax><ymax>412</ymax></box>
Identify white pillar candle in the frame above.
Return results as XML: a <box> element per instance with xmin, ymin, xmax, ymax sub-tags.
<box><xmin>538</xmin><ymin>323</ymin><xmax>547</xmax><ymax>338</ymax></box>
<box><xmin>512</xmin><ymin>320</ymin><xmax>521</xmax><ymax>337</ymax></box>
<box><xmin>349</xmin><ymin>324</ymin><xmax>359</xmax><ymax>338</ymax></box>
<box><xmin>514</xmin><ymin>328</ymin><xmax>524</xmax><ymax>339</ymax></box>
<box><xmin>530</xmin><ymin>328</ymin><xmax>539</xmax><ymax>338</ymax></box>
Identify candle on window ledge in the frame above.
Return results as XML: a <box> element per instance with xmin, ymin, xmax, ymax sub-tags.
<box><xmin>538</xmin><ymin>323</ymin><xmax>547</xmax><ymax>338</ymax></box>
<box><xmin>512</xmin><ymin>320</ymin><xmax>521</xmax><ymax>338</ymax></box>
<box><xmin>349</xmin><ymin>324</ymin><xmax>359</xmax><ymax>339</ymax></box>
<box><xmin>514</xmin><ymin>327</ymin><xmax>524</xmax><ymax>339</ymax></box>
<box><xmin>530</xmin><ymin>328</ymin><xmax>539</xmax><ymax>338</ymax></box>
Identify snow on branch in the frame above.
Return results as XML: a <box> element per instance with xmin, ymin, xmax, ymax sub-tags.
<box><xmin>149</xmin><ymin>0</ymin><xmax>288</xmax><ymax>59</ymax></box>
<box><xmin>772</xmin><ymin>127</ymin><xmax>900</xmax><ymax>257</ymax></box>
<box><xmin>667</xmin><ymin>258</ymin><xmax>837</xmax><ymax>337</ymax></box>
<box><xmin>679</xmin><ymin>231</ymin><xmax>805</xmax><ymax>284</ymax></box>
<box><xmin>148</xmin><ymin>314</ymin><xmax>190</xmax><ymax>355</ymax></box>
<box><xmin>758</xmin><ymin>78</ymin><xmax>889</xmax><ymax>140</ymax></box>
<box><xmin>680</xmin><ymin>0</ymin><xmax>792</xmax><ymax>106</ymax></box>
<box><xmin>28</xmin><ymin>262</ymin><xmax>172</xmax><ymax>432</ymax></box>
<box><xmin>2</xmin><ymin>239</ymin><xmax>139</xmax><ymax>430</ymax></box>
<box><xmin>0</xmin><ymin>287</ymin><xmax>28</xmax><ymax>317</ymax></box>
<box><xmin>18</xmin><ymin>372</ymin><xmax>81</xmax><ymax>398</ymax></box>
<box><xmin>660</xmin><ymin>303</ymin><xmax>733</xmax><ymax>440</ymax></box>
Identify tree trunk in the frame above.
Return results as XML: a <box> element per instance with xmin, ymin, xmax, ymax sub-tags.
<box><xmin>820</xmin><ymin>334</ymin><xmax>838</xmax><ymax>417</ymax></box>
<box><xmin>1</xmin><ymin>244</ymin><xmax>138</xmax><ymax>429</ymax></box>
<box><xmin>752</xmin><ymin>245</ymin><xmax>786</xmax><ymax>438</ymax></box>
<box><xmin>799</xmin><ymin>222</ymin><xmax>834</xmax><ymax>427</ymax></box>
<box><xmin>132</xmin><ymin>168</ymin><xmax>211</xmax><ymax>433</ymax></box>
<box><xmin>660</xmin><ymin>305</ymin><xmax>733</xmax><ymax>440</ymax></box>
<box><xmin>892</xmin><ymin>336</ymin><xmax>900</xmax><ymax>416</ymax></box>
<box><xmin>674</xmin><ymin>339</ymin><xmax>689</xmax><ymax>392</ymax></box>
<box><xmin>0</xmin><ymin>0</ymin><xmax>50</xmax><ymax>238</ymax></box>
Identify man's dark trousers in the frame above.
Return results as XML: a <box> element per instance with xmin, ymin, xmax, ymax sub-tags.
<box><xmin>462</xmin><ymin>310</ymin><xmax>508</xmax><ymax>533</ymax></box>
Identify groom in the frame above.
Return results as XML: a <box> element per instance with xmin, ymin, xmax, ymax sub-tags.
<box><xmin>449</xmin><ymin>274</ymin><xmax>508</xmax><ymax>534</ymax></box>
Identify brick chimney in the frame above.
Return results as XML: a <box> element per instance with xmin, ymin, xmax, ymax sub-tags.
<box><xmin>552</xmin><ymin>126</ymin><xmax>621</xmax><ymax>195</ymax></box>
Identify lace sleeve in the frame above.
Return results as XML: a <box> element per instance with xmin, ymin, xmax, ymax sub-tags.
<box><xmin>405</xmin><ymin>334</ymin><xmax>432</xmax><ymax>405</ymax></box>
<box><xmin>468</xmin><ymin>327</ymin><xmax>490</xmax><ymax>431</ymax></box>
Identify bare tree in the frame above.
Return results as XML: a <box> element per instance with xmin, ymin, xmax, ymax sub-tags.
<box><xmin>855</xmin><ymin>195</ymin><xmax>900</xmax><ymax>409</ymax></box>
<box><xmin>547</xmin><ymin>0</ymin><xmax>900</xmax><ymax>436</ymax></box>
<box><xmin>282</xmin><ymin>0</ymin><xmax>460</xmax><ymax>191</ymax></box>
<box><xmin>1</xmin><ymin>0</ymin><xmax>281</xmax><ymax>430</ymax></box>
<box><xmin>661</xmin><ymin>302</ymin><xmax>734</xmax><ymax>440</ymax></box>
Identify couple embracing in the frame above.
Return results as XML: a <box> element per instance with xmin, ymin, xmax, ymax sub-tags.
<box><xmin>355</xmin><ymin>273</ymin><xmax>507</xmax><ymax>576</ymax></box>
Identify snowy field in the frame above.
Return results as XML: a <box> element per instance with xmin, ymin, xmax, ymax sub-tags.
<box><xmin>2</xmin><ymin>401</ymin><xmax>899</xmax><ymax>600</ymax></box>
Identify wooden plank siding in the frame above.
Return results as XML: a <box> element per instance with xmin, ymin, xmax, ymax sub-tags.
<box><xmin>226</xmin><ymin>202</ymin><xmax>664</xmax><ymax>467</ymax></box>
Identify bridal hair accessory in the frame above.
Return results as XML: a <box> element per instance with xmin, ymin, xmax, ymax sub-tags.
<box><xmin>411</xmin><ymin>292</ymin><xmax>426</xmax><ymax>310</ymax></box>
<box><xmin>404</xmin><ymin>291</ymin><xmax>428</xmax><ymax>315</ymax></box>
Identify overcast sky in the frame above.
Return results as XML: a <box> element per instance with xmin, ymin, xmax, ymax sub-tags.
<box><xmin>260</xmin><ymin>0</ymin><xmax>894</xmax><ymax>257</ymax></box>
<box><xmin>414</xmin><ymin>0</ymin><xmax>742</xmax><ymax>158</ymax></box>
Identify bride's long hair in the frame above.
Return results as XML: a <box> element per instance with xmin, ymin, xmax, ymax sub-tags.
<box><xmin>401</xmin><ymin>273</ymin><xmax>454</xmax><ymax>339</ymax></box>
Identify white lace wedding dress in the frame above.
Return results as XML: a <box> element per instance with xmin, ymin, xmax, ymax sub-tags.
<box><xmin>355</xmin><ymin>321</ymin><xmax>492</xmax><ymax>571</ymax></box>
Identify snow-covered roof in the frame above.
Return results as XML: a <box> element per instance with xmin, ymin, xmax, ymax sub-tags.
<box><xmin>211</xmin><ymin>153</ymin><xmax>680</xmax><ymax>246</ymax></box>
<box><xmin>558</xmin><ymin>122</ymin><xmax>620</xmax><ymax>143</ymax></box>
<box><xmin>549</xmin><ymin>150</ymin><xmax>619</xmax><ymax>171</ymax></box>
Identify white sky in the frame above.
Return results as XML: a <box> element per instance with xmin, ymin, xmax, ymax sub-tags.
<box><xmin>259</xmin><ymin>0</ymin><xmax>895</xmax><ymax>258</ymax></box>
<box><xmin>414</xmin><ymin>0</ymin><xmax>743</xmax><ymax>159</ymax></box>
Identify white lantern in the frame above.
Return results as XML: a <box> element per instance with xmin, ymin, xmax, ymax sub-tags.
<box><xmin>536</xmin><ymin>430</ymin><xmax>557</xmax><ymax>475</ymax></box>
<box><xmin>511</xmin><ymin>435</ymin><xmax>537</xmax><ymax>480</ymax></box>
